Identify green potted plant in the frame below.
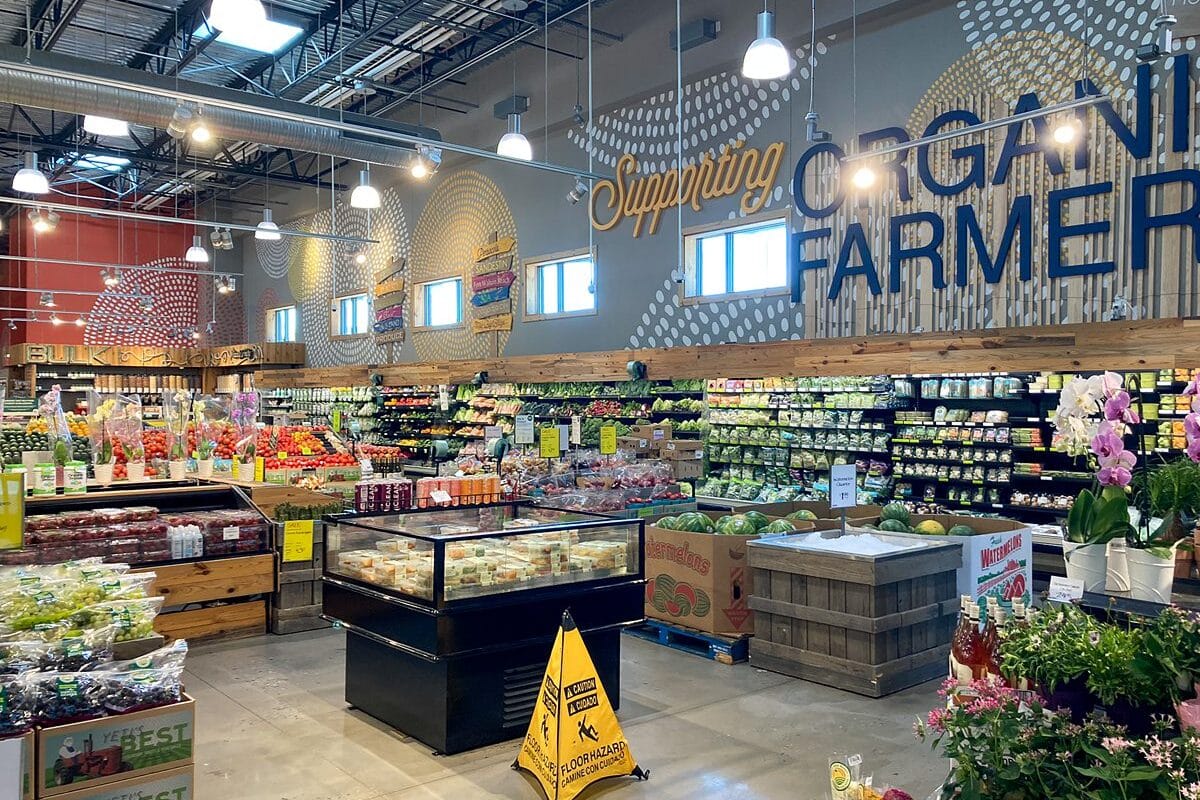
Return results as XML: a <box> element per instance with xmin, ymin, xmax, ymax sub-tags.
<box><xmin>1137</xmin><ymin>457</ymin><xmax>1200</xmax><ymax>577</ymax></box>
<box><xmin>123</xmin><ymin>442</ymin><xmax>145</xmax><ymax>482</ymax></box>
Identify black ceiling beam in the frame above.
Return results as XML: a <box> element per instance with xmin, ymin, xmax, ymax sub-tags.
<box><xmin>11</xmin><ymin>0</ymin><xmax>54</xmax><ymax>48</ymax></box>
<box><xmin>127</xmin><ymin>0</ymin><xmax>211</xmax><ymax>73</ymax></box>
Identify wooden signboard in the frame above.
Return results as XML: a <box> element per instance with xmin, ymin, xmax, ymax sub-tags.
<box><xmin>472</xmin><ymin>314</ymin><xmax>513</xmax><ymax>334</ymax></box>
<box><xmin>6</xmin><ymin>343</ymin><xmax>303</xmax><ymax>368</ymax></box>
<box><xmin>473</xmin><ymin>236</ymin><xmax>516</xmax><ymax>262</ymax></box>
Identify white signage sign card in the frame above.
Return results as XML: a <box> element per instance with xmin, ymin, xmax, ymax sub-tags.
<box><xmin>1047</xmin><ymin>575</ymin><xmax>1085</xmax><ymax>603</ymax></box>
<box><xmin>829</xmin><ymin>463</ymin><xmax>857</xmax><ymax>509</ymax></box>
<box><xmin>515</xmin><ymin>415</ymin><xmax>535</xmax><ymax>444</ymax></box>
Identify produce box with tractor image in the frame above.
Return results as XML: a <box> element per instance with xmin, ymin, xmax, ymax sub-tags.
<box><xmin>644</xmin><ymin>511</ymin><xmax>815</xmax><ymax>636</ymax></box>
<box><xmin>1</xmin><ymin>731</ymin><xmax>34</xmax><ymax>800</ymax></box>
<box><xmin>47</xmin><ymin>765</ymin><xmax>194</xmax><ymax>800</ymax></box>
<box><xmin>37</xmin><ymin>696</ymin><xmax>194</xmax><ymax>797</ymax></box>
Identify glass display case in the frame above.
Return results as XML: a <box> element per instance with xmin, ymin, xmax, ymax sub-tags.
<box><xmin>326</xmin><ymin>505</ymin><xmax>641</xmax><ymax>606</ymax></box>
<box><xmin>322</xmin><ymin>503</ymin><xmax>645</xmax><ymax>754</ymax></box>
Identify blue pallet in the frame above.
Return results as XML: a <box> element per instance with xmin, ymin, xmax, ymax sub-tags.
<box><xmin>625</xmin><ymin>619</ymin><xmax>750</xmax><ymax>664</ymax></box>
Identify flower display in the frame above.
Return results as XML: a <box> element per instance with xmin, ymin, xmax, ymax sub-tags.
<box><xmin>39</xmin><ymin>385</ymin><xmax>72</xmax><ymax>467</ymax></box>
<box><xmin>160</xmin><ymin>390</ymin><xmax>192</xmax><ymax>462</ymax></box>
<box><xmin>230</xmin><ymin>392</ymin><xmax>259</xmax><ymax>465</ymax></box>
<box><xmin>1184</xmin><ymin>372</ymin><xmax>1200</xmax><ymax>465</ymax></box>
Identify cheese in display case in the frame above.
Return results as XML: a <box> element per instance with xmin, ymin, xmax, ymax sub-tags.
<box><xmin>324</xmin><ymin>504</ymin><xmax>641</xmax><ymax>604</ymax></box>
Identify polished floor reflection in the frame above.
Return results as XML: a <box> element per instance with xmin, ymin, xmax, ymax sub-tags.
<box><xmin>186</xmin><ymin>628</ymin><xmax>947</xmax><ymax>799</ymax></box>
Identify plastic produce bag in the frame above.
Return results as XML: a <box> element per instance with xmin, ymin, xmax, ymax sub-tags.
<box><xmin>161</xmin><ymin>389</ymin><xmax>193</xmax><ymax>464</ymax></box>
<box><xmin>193</xmin><ymin>395</ymin><xmax>230</xmax><ymax>462</ymax></box>
<box><xmin>29</xmin><ymin>671</ymin><xmax>107</xmax><ymax>725</ymax></box>
<box><xmin>71</xmin><ymin>597</ymin><xmax>164</xmax><ymax>642</ymax></box>
<box><xmin>0</xmin><ymin>675</ymin><xmax>37</xmax><ymax>735</ymax></box>
<box><xmin>39</xmin><ymin>385</ymin><xmax>73</xmax><ymax>467</ymax></box>
<box><xmin>97</xmin><ymin>660</ymin><xmax>184</xmax><ymax>714</ymax></box>
<box><xmin>0</xmin><ymin>626</ymin><xmax>116</xmax><ymax>673</ymax></box>
<box><xmin>108</xmin><ymin>639</ymin><xmax>187</xmax><ymax>672</ymax></box>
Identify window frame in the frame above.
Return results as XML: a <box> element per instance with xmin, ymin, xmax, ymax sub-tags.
<box><xmin>330</xmin><ymin>292</ymin><xmax>370</xmax><ymax>339</ymax></box>
<box><xmin>267</xmin><ymin>305</ymin><xmax>297</xmax><ymax>343</ymax></box>
<box><xmin>412</xmin><ymin>276</ymin><xmax>465</xmax><ymax>331</ymax></box>
<box><xmin>679</xmin><ymin>208</ymin><xmax>791</xmax><ymax>305</ymax></box>
<box><xmin>523</xmin><ymin>246</ymin><xmax>598</xmax><ymax>322</ymax></box>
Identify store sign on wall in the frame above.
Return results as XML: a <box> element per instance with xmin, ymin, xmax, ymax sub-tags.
<box><xmin>589</xmin><ymin>140</ymin><xmax>787</xmax><ymax>237</ymax></box>
<box><xmin>373</xmin><ymin>258</ymin><xmax>407</xmax><ymax>344</ymax></box>
<box><xmin>791</xmin><ymin>58</ymin><xmax>1200</xmax><ymax>301</ymax></box>
<box><xmin>471</xmin><ymin>234</ymin><xmax>516</xmax><ymax>330</ymax></box>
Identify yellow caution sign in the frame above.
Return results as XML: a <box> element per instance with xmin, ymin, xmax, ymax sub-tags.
<box><xmin>515</xmin><ymin>611</ymin><xmax>647</xmax><ymax>800</ymax></box>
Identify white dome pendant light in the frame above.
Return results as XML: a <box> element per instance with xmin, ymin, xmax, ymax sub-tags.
<box><xmin>497</xmin><ymin>113</ymin><xmax>532</xmax><ymax>161</ymax></box>
<box><xmin>350</xmin><ymin>167</ymin><xmax>381</xmax><ymax>209</ymax></box>
<box><xmin>742</xmin><ymin>2</ymin><xmax>792</xmax><ymax>81</ymax></box>
<box><xmin>255</xmin><ymin>208</ymin><xmax>281</xmax><ymax>240</ymax></box>
<box><xmin>13</xmin><ymin>153</ymin><xmax>50</xmax><ymax>195</ymax></box>
<box><xmin>185</xmin><ymin>234</ymin><xmax>209</xmax><ymax>264</ymax></box>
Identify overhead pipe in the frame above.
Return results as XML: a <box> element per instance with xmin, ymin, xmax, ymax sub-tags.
<box><xmin>0</xmin><ymin>255</ymin><xmax>240</xmax><ymax>279</ymax></box>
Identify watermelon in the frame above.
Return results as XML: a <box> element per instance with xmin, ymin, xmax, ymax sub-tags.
<box><xmin>948</xmin><ymin>524</ymin><xmax>976</xmax><ymax>536</ymax></box>
<box><xmin>656</xmin><ymin>516</ymin><xmax>678</xmax><ymax>530</ymax></box>
<box><xmin>722</xmin><ymin>515</ymin><xmax>759</xmax><ymax>535</ymax></box>
<box><xmin>675</xmin><ymin>512</ymin><xmax>709</xmax><ymax>532</ymax></box>
<box><xmin>714</xmin><ymin>515</ymin><xmax>735</xmax><ymax>533</ymax></box>
<box><xmin>762</xmin><ymin>519</ymin><xmax>798</xmax><ymax>534</ymax></box>
<box><xmin>787</xmin><ymin>509</ymin><xmax>818</xmax><ymax>521</ymax></box>
<box><xmin>880</xmin><ymin>503</ymin><xmax>912</xmax><ymax>525</ymax></box>
<box><xmin>743</xmin><ymin>510</ymin><xmax>770</xmax><ymax>531</ymax></box>
<box><xmin>914</xmin><ymin>520</ymin><xmax>947</xmax><ymax>536</ymax></box>
<box><xmin>879</xmin><ymin>519</ymin><xmax>910</xmax><ymax>533</ymax></box>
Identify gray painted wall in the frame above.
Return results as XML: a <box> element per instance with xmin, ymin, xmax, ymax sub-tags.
<box><xmin>243</xmin><ymin>0</ymin><xmax>1192</xmax><ymax>367</ymax></box>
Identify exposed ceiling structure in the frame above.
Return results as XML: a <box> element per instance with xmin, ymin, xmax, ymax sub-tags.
<box><xmin>0</xmin><ymin>0</ymin><xmax>619</xmax><ymax>222</ymax></box>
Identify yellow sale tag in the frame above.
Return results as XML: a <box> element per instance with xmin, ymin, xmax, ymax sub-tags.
<box><xmin>282</xmin><ymin>520</ymin><xmax>314</xmax><ymax>563</ymax></box>
<box><xmin>301</xmin><ymin>447</ymin><xmax>313</xmax><ymax>456</ymax></box>
<box><xmin>0</xmin><ymin>473</ymin><xmax>24</xmax><ymax>550</ymax></box>
<box><xmin>539</xmin><ymin>427</ymin><xmax>560</xmax><ymax>458</ymax></box>
<box><xmin>599</xmin><ymin>426</ymin><xmax>617</xmax><ymax>455</ymax></box>
<box><xmin>277</xmin><ymin>451</ymin><xmax>288</xmax><ymax>461</ymax></box>
<box><xmin>255</xmin><ymin>456</ymin><xmax>265</xmax><ymax>483</ymax></box>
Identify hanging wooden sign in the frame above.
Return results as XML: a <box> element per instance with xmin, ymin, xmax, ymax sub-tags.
<box><xmin>472</xmin><ymin>314</ymin><xmax>513</xmax><ymax>334</ymax></box>
<box><xmin>473</xmin><ymin>236</ymin><xmax>516</xmax><ymax>262</ymax></box>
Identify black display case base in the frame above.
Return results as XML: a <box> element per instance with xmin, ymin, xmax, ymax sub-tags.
<box><xmin>344</xmin><ymin>627</ymin><xmax>623</xmax><ymax>755</ymax></box>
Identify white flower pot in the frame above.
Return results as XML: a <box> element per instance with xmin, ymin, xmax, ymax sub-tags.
<box><xmin>93</xmin><ymin>462</ymin><xmax>114</xmax><ymax>486</ymax></box>
<box><xmin>168</xmin><ymin>461</ymin><xmax>187</xmax><ymax>481</ymax></box>
<box><xmin>237</xmin><ymin>462</ymin><xmax>256</xmax><ymax>482</ymax></box>
<box><xmin>1063</xmin><ymin>541</ymin><xmax>1108</xmax><ymax>593</ymax></box>
<box><xmin>1126</xmin><ymin>547</ymin><xmax>1176</xmax><ymax>604</ymax></box>
<box><xmin>1105</xmin><ymin>539</ymin><xmax>1131</xmax><ymax>592</ymax></box>
<box><xmin>126</xmin><ymin>462</ymin><xmax>145</xmax><ymax>482</ymax></box>
<box><xmin>197</xmin><ymin>459</ymin><xmax>214</xmax><ymax>479</ymax></box>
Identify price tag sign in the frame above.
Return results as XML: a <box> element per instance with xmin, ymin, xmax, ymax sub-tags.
<box><xmin>360</xmin><ymin>458</ymin><xmax>373</xmax><ymax>478</ymax></box>
<box><xmin>301</xmin><ymin>447</ymin><xmax>313</xmax><ymax>456</ymax></box>
<box><xmin>540</xmin><ymin>427</ymin><xmax>560</xmax><ymax>458</ymax></box>
<box><xmin>332</xmin><ymin>409</ymin><xmax>343</xmax><ymax>434</ymax></box>
<box><xmin>558</xmin><ymin>424</ymin><xmax>570</xmax><ymax>452</ymax></box>
<box><xmin>599</xmin><ymin>426</ymin><xmax>617</xmax><ymax>455</ymax></box>
<box><xmin>222</xmin><ymin>526</ymin><xmax>241</xmax><ymax>541</ymax></box>
<box><xmin>1048</xmin><ymin>575</ymin><xmax>1085</xmax><ymax>603</ymax></box>
<box><xmin>438</xmin><ymin>385</ymin><xmax>450</xmax><ymax>411</ymax></box>
<box><xmin>282</xmin><ymin>520</ymin><xmax>315</xmax><ymax>563</ymax></box>
<box><xmin>829</xmin><ymin>463</ymin><xmax>857</xmax><ymax>509</ymax></box>
<box><xmin>515</xmin><ymin>415</ymin><xmax>535</xmax><ymax>445</ymax></box>
<box><xmin>570</xmin><ymin>416</ymin><xmax>582</xmax><ymax>446</ymax></box>
<box><xmin>277</xmin><ymin>451</ymin><xmax>288</xmax><ymax>461</ymax></box>
<box><xmin>0</xmin><ymin>473</ymin><xmax>24</xmax><ymax>551</ymax></box>
<box><xmin>431</xmin><ymin>489</ymin><xmax>453</xmax><ymax>505</ymax></box>
<box><xmin>254</xmin><ymin>456</ymin><xmax>265</xmax><ymax>482</ymax></box>
<box><xmin>484</xmin><ymin>425</ymin><xmax>503</xmax><ymax>441</ymax></box>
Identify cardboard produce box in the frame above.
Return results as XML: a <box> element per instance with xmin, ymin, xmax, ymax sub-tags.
<box><xmin>0</xmin><ymin>731</ymin><xmax>33</xmax><ymax>800</ymax></box>
<box><xmin>630</xmin><ymin>423</ymin><xmax>672</xmax><ymax>442</ymax></box>
<box><xmin>644</xmin><ymin>512</ymin><xmax>814</xmax><ymax>636</ymax></box>
<box><xmin>895</xmin><ymin>515</ymin><xmax>1031</xmax><ymax>606</ymax></box>
<box><xmin>669</xmin><ymin>459</ymin><xmax>704</xmax><ymax>480</ymax></box>
<box><xmin>37</xmin><ymin>697</ymin><xmax>195</xmax><ymax>797</ymax></box>
<box><xmin>753</xmin><ymin>500</ymin><xmax>882</xmax><ymax>521</ymax></box>
<box><xmin>662</xmin><ymin>440</ymin><xmax>703</xmax><ymax>455</ymax></box>
<box><xmin>49</xmin><ymin>765</ymin><xmax>194</xmax><ymax>800</ymax></box>
<box><xmin>617</xmin><ymin>436</ymin><xmax>651</xmax><ymax>453</ymax></box>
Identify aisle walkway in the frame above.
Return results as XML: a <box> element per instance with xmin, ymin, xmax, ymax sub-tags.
<box><xmin>185</xmin><ymin>628</ymin><xmax>947</xmax><ymax>799</ymax></box>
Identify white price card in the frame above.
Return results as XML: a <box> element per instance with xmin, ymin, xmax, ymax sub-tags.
<box><xmin>0</xmin><ymin>736</ymin><xmax>21</xmax><ymax>800</ymax></box>
<box><xmin>360</xmin><ymin>458</ymin><xmax>373</xmax><ymax>477</ymax></box>
<box><xmin>1047</xmin><ymin>575</ymin><xmax>1085</xmax><ymax>603</ymax></box>
<box><xmin>438</xmin><ymin>385</ymin><xmax>450</xmax><ymax>411</ymax></box>
<box><xmin>829</xmin><ymin>463</ymin><xmax>857</xmax><ymax>509</ymax></box>
<box><xmin>570</xmin><ymin>416</ymin><xmax>582</xmax><ymax>446</ymax></box>
<box><xmin>484</xmin><ymin>425</ymin><xmax>502</xmax><ymax>441</ymax></box>
<box><xmin>558</xmin><ymin>424</ymin><xmax>570</xmax><ymax>451</ymax></box>
<box><xmin>222</xmin><ymin>526</ymin><xmax>240</xmax><ymax>541</ymax></box>
<box><xmin>515</xmin><ymin>415</ymin><xmax>535</xmax><ymax>444</ymax></box>
<box><xmin>431</xmin><ymin>490</ymin><xmax>453</xmax><ymax>505</ymax></box>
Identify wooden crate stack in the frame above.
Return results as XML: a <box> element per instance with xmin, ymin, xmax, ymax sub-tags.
<box><xmin>272</xmin><ymin>521</ymin><xmax>330</xmax><ymax>634</ymax></box>
<box><xmin>746</xmin><ymin>533</ymin><xmax>961</xmax><ymax>697</ymax></box>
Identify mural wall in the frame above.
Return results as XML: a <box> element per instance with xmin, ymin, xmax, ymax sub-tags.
<box><xmin>243</xmin><ymin>0</ymin><xmax>1200</xmax><ymax>366</ymax></box>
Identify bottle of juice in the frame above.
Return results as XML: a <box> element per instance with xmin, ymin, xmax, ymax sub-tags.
<box><xmin>984</xmin><ymin>606</ymin><xmax>1005</xmax><ymax>681</ymax></box>
<box><xmin>949</xmin><ymin>596</ymin><xmax>983</xmax><ymax>686</ymax></box>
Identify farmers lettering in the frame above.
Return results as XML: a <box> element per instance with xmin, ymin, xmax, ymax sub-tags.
<box><xmin>590</xmin><ymin>140</ymin><xmax>786</xmax><ymax>237</ymax></box>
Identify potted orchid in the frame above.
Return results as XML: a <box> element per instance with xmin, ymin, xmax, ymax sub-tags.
<box><xmin>85</xmin><ymin>393</ymin><xmax>118</xmax><ymax>486</ymax></box>
<box><xmin>123</xmin><ymin>442</ymin><xmax>145</xmax><ymax>481</ymax></box>
<box><xmin>1054</xmin><ymin>372</ymin><xmax>1137</xmax><ymax>592</ymax></box>
<box><xmin>231</xmin><ymin>391</ymin><xmax>259</xmax><ymax>482</ymax></box>
<box><xmin>109</xmin><ymin>396</ymin><xmax>144</xmax><ymax>482</ymax></box>
<box><xmin>162</xmin><ymin>389</ymin><xmax>192</xmax><ymax>481</ymax></box>
<box><xmin>191</xmin><ymin>397</ymin><xmax>227</xmax><ymax>479</ymax></box>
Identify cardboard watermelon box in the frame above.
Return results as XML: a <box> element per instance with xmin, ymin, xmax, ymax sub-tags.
<box><xmin>751</xmin><ymin>500</ymin><xmax>882</xmax><ymax>524</ymax></box>
<box><xmin>50</xmin><ymin>765</ymin><xmax>194</xmax><ymax>800</ymax></box>
<box><xmin>0</xmin><ymin>731</ymin><xmax>34</xmax><ymax>800</ymax></box>
<box><xmin>891</xmin><ymin>514</ymin><xmax>1031</xmax><ymax>606</ymax></box>
<box><xmin>644</xmin><ymin>512</ymin><xmax>813</xmax><ymax>636</ymax></box>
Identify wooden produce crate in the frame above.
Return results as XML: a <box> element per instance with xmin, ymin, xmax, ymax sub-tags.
<box><xmin>271</xmin><ymin>521</ymin><xmax>329</xmax><ymax>634</ymax></box>
<box><xmin>133</xmin><ymin>554</ymin><xmax>274</xmax><ymax>642</ymax></box>
<box><xmin>747</xmin><ymin>531</ymin><xmax>961</xmax><ymax>697</ymax></box>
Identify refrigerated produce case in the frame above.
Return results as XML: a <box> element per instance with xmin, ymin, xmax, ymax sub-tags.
<box><xmin>322</xmin><ymin>503</ymin><xmax>645</xmax><ymax>754</ymax></box>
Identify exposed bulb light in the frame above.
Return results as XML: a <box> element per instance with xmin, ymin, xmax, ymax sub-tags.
<box><xmin>742</xmin><ymin>10</ymin><xmax>792</xmax><ymax>81</ymax></box>
<box><xmin>354</xmin><ymin>252</ymin><xmax>367</xmax><ymax>265</ymax></box>
<box><xmin>38</xmin><ymin>292</ymin><xmax>55</xmax><ymax>308</ymax></box>
<box><xmin>851</xmin><ymin>165</ymin><xmax>878</xmax><ymax>190</ymax></box>
<box><xmin>190</xmin><ymin>112</ymin><xmax>212</xmax><ymax>144</ymax></box>
<box><xmin>191</xmin><ymin>328</ymin><xmax>202</xmax><ymax>341</ymax></box>
<box><xmin>209</xmin><ymin>228</ymin><xmax>233</xmax><ymax>250</ymax></box>
<box><xmin>73</xmin><ymin>317</ymin><xmax>85</xmax><ymax>328</ymax></box>
<box><xmin>50</xmin><ymin>314</ymin><xmax>61</xmax><ymax>326</ymax></box>
<box><xmin>1053</xmin><ymin>118</ymin><xmax>1081</xmax><ymax>145</ymax></box>
<box><xmin>216</xmin><ymin>275</ymin><xmax>237</xmax><ymax>295</ymax></box>
<box><xmin>255</xmin><ymin>207</ymin><xmax>281</xmax><ymax>241</ymax></box>
<box><xmin>497</xmin><ymin>113</ymin><xmax>532</xmax><ymax>161</ymax></box>
<box><xmin>410</xmin><ymin>160</ymin><xmax>429</xmax><ymax>180</ymax></box>
<box><xmin>567</xmin><ymin>178</ymin><xmax>589</xmax><ymax>205</ymax></box>
<box><xmin>185</xmin><ymin>234</ymin><xmax>209</xmax><ymax>264</ymax></box>
<box><xmin>6</xmin><ymin>321</ymin><xmax>14</xmax><ymax>331</ymax></box>
<box><xmin>350</xmin><ymin>169</ymin><xmax>381</xmax><ymax>209</ymax></box>
<box><xmin>102</xmin><ymin>269</ymin><xmax>120</xmax><ymax>288</ymax></box>
<box><xmin>411</xmin><ymin>145</ymin><xmax>441</xmax><ymax>179</ymax></box>
<box><xmin>210</xmin><ymin>0</ymin><xmax>265</xmax><ymax>32</ymax></box>
<box><xmin>13</xmin><ymin>153</ymin><xmax>50</xmax><ymax>195</ymax></box>
<box><xmin>83</xmin><ymin>115</ymin><xmax>130</xmax><ymax>138</ymax></box>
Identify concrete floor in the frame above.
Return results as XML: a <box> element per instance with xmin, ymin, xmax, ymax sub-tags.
<box><xmin>185</xmin><ymin>628</ymin><xmax>948</xmax><ymax>799</ymax></box>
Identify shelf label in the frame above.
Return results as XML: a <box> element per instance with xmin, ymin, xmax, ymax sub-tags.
<box><xmin>430</xmin><ymin>489</ymin><xmax>453</xmax><ymax>505</ymax></box>
<box><xmin>282</xmin><ymin>520</ymin><xmax>315</xmax><ymax>563</ymax></box>
<box><xmin>1048</xmin><ymin>575</ymin><xmax>1085</xmax><ymax>603</ymax></box>
<box><xmin>599</xmin><ymin>426</ymin><xmax>617</xmax><ymax>455</ymax></box>
<box><xmin>540</xmin><ymin>427</ymin><xmax>560</xmax><ymax>458</ymax></box>
<box><xmin>515</xmin><ymin>415</ymin><xmax>535</xmax><ymax>444</ymax></box>
<box><xmin>571</xmin><ymin>416</ymin><xmax>582</xmax><ymax>446</ymax></box>
<box><xmin>559</xmin><ymin>424</ymin><xmax>571</xmax><ymax>451</ymax></box>
<box><xmin>222</xmin><ymin>526</ymin><xmax>240</xmax><ymax>541</ymax></box>
<box><xmin>438</xmin><ymin>385</ymin><xmax>450</xmax><ymax>411</ymax></box>
<box><xmin>829</xmin><ymin>463</ymin><xmax>857</xmax><ymax>509</ymax></box>
<box><xmin>332</xmin><ymin>409</ymin><xmax>343</xmax><ymax>434</ymax></box>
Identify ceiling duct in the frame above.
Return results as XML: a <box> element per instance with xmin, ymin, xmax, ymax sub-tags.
<box><xmin>0</xmin><ymin>45</ymin><xmax>440</xmax><ymax>169</ymax></box>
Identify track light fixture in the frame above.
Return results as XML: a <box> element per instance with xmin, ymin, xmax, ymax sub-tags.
<box><xmin>27</xmin><ymin>208</ymin><xmax>60</xmax><ymax>234</ymax></box>
<box><xmin>1053</xmin><ymin>116</ymin><xmax>1082</xmax><ymax>145</ymax></box>
<box><xmin>216</xmin><ymin>275</ymin><xmax>237</xmax><ymax>295</ymax></box>
<box><xmin>190</xmin><ymin>110</ymin><xmax>212</xmax><ymax>144</ymax></box>
<box><xmin>7</xmin><ymin>321</ymin><xmax>15</xmax><ymax>331</ymax></box>
<box><xmin>567</xmin><ymin>178</ymin><xmax>589</xmax><ymax>205</ymax></box>
<box><xmin>350</xmin><ymin>168</ymin><xmax>381</xmax><ymax>209</ymax></box>
<box><xmin>209</xmin><ymin>228</ymin><xmax>234</xmax><ymax>250</ymax></box>
<box><xmin>139</xmin><ymin>295</ymin><xmax>154</xmax><ymax>312</ymax></box>
<box><xmin>742</xmin><ymin>4</ymin><xmax>792</xmax><ymax>81</ymax></box>
<box><xmin>101</xmin><ymin>269</ymin><xmax>120</xmax><ymax>288</ymax></box>
<box><xmin>13</xmin><ymin>153</ymin><xmax>50</xmax><ymax>195</ymax></box>
<box><xmin>255</xmin><ymin>208</ymin><xmax>281</xmax><ymax>241</ymax></box>
<box><xmin>49</xmin><ymin>313</ymin><xmax>61</xmax><ymax>326</ymax></box>
<box><xmin>410</xmin><ymin>145</ymin><xmax>441</xmax><ymax>179</ymax></box>
<box><xmin>184</xmin><ymin>235</ymin><xmax>209</xmax><ymax>264</ymax></box>
<box><xmin>38</xmin><ymin>292</ymin><xmax>56</xmax><ymax>308</ymax></box>
<box><xmin>166</xmin><ymin>105</ymin><xmax>195</xmax><ymax>140</ymax></box>
<box><xmin>191</xmin><ymin>327</ymin><xmax>202</xmax><ymax>341</ymax></box>
<box><xmin>851</xmin><ymin>165</ymin><xmax>878</xmax><ymax>190</ymax></box>
<box><xmin>73</xmin><ymin>316</ymin><xmax>85</xmax><ymax>327</ymax></box>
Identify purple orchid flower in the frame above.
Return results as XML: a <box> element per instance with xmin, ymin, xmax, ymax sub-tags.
<box><xmin>1184</xmin><ymin>372</ymin><xmax>1200</xmax><ymax>398</ymax></box>
<box><xmin>1189</xmin><ymin>437</ymin><xmax>1200</xmax><ymax>463</ymax></box>
<box><xmin>1097</xmin><ymin>465</ymin><xmax>1133</xmax><ymax>487</ymax></box>
<box><xmin>1186</xmin><ymin>413</ymin><xmax>1200</xmax><ymax>440</ymax></box>
<box><xmin>1103</xmin><ymin>390</ymin><xmax>1140</xmax><ymax>424</ymax></box>
<box><xmin>1091</xmin><ymin>423</ymin><xmax>1125</xmax><ymax>460</ymax></box>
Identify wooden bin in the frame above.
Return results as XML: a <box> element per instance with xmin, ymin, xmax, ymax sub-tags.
<box><xmin>747</xmin><ymin>531</ymin><xmax>961</xmax><ymax>697</ymax></box>
<box><xmin>272</xmin><ymin>520</ymin><xmax>330</xmax><ymax>634</ymax></box>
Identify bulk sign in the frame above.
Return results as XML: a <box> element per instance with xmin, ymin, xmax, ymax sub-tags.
<box><xmin>792</xmin><ymin>59</ymin><xmax>1200</xmax><ymax>301</ymax></box>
